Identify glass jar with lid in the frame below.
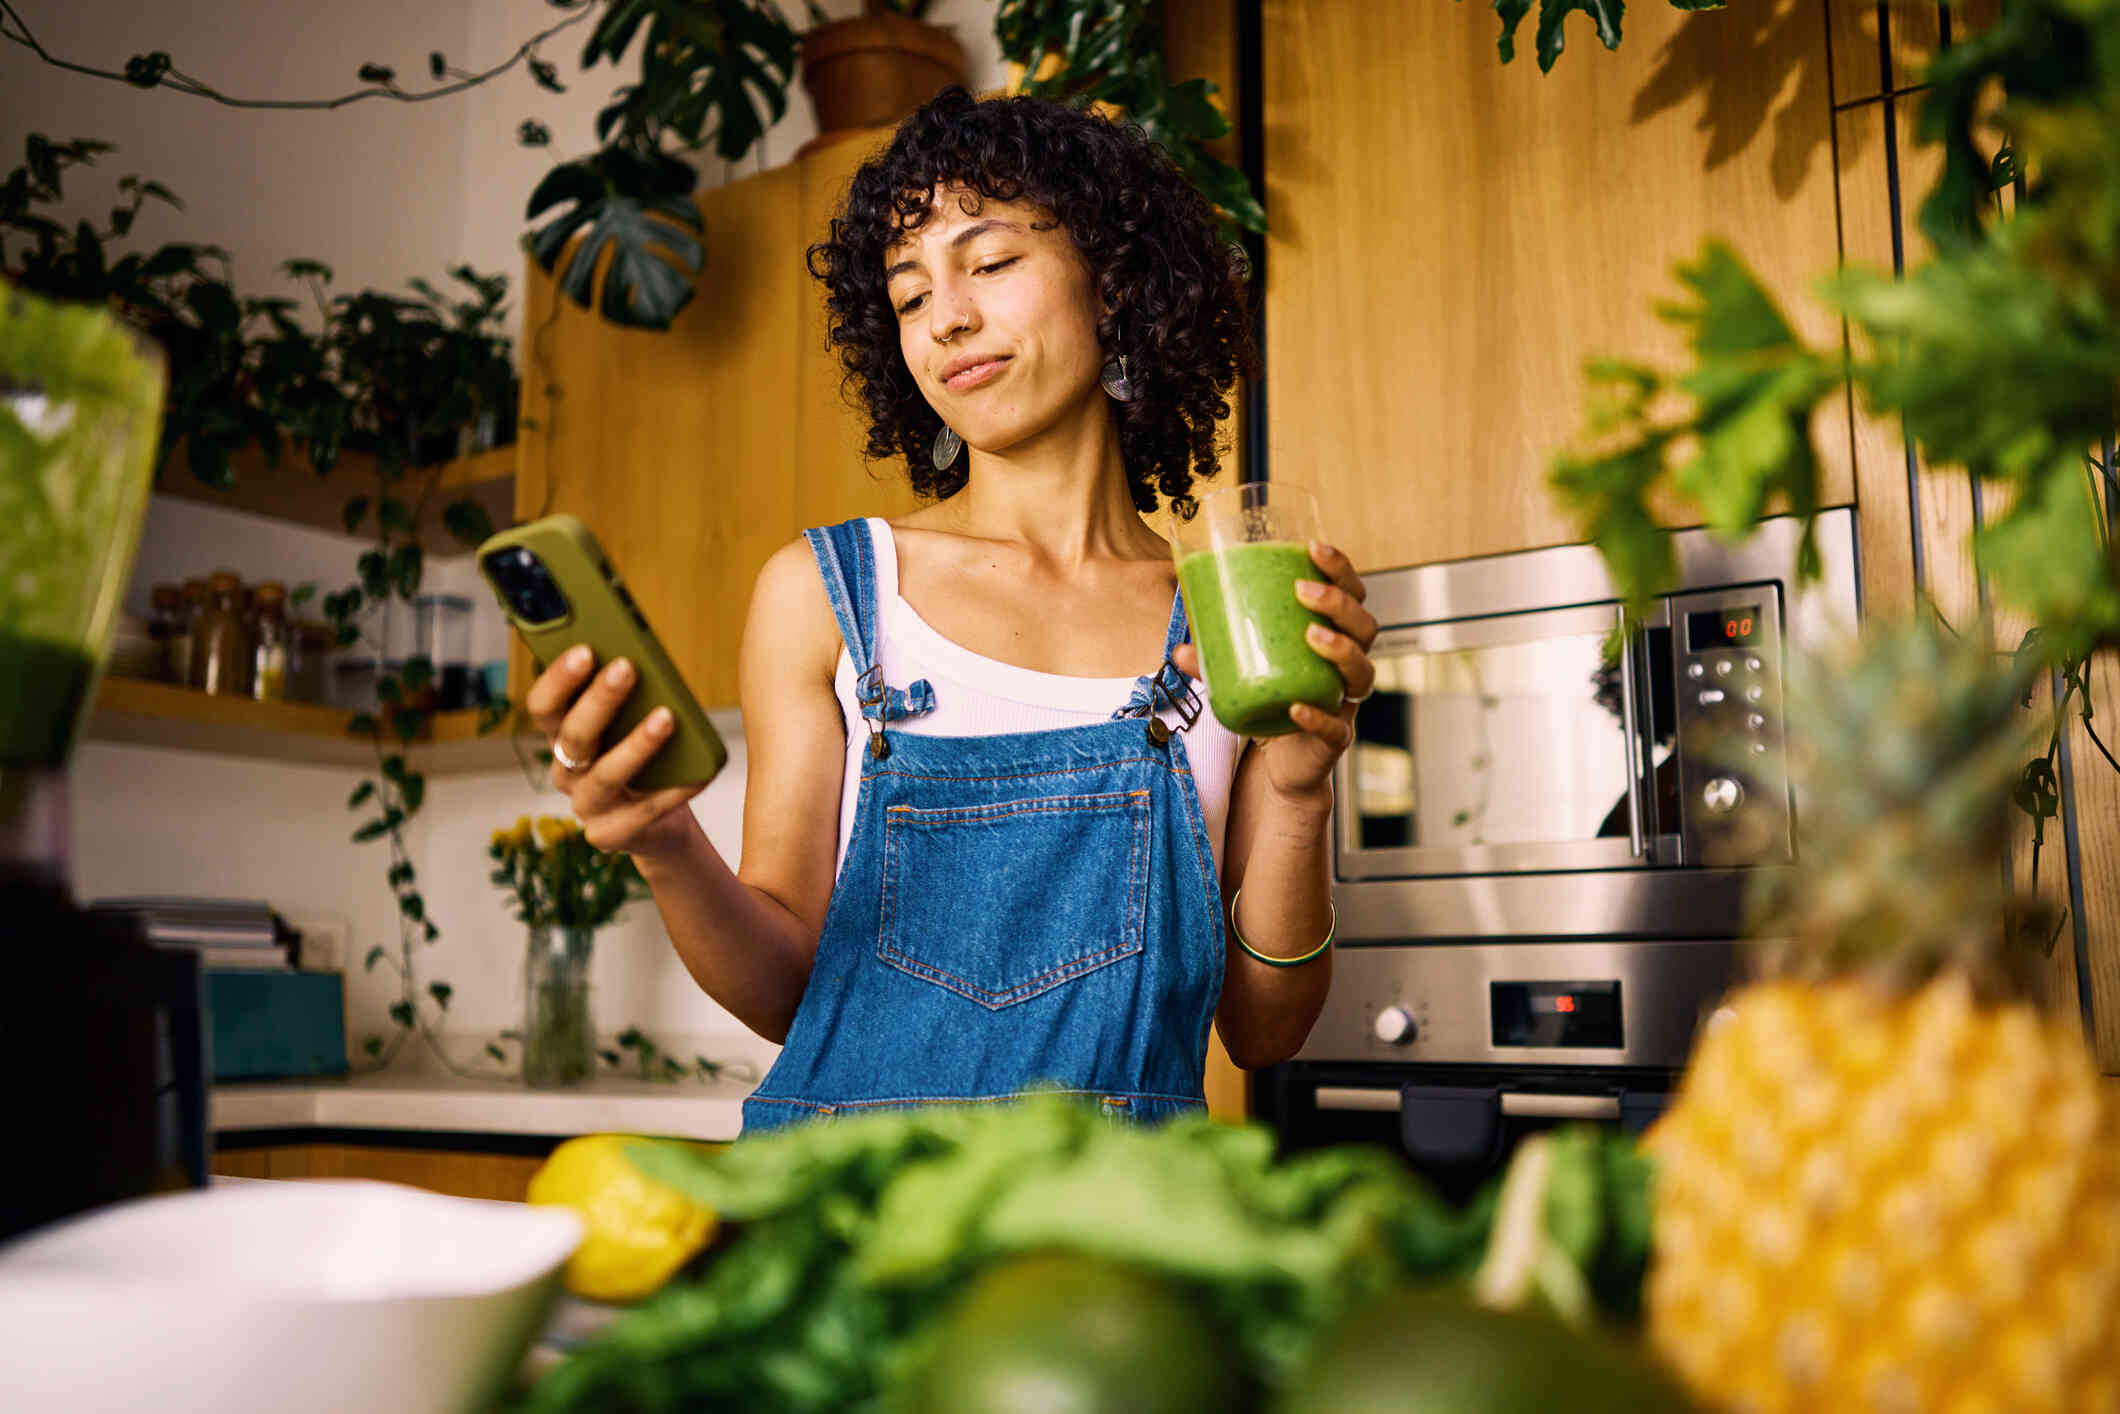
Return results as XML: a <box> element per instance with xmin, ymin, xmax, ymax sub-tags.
<box><xmin>189</xmin><ymin>570</ymin><xmax>252</xmax><ymax>696</ymax></box>
<box><xmin>250</xmin><ymin>581</ymin><xmax>289</xmax><ymax>702</ymax></box>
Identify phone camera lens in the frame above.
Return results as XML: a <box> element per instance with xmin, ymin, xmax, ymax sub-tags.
<box><xmin>482</xmin><ymin>546</ymin><xmax>571</xmax><ymax>625</ymax></box>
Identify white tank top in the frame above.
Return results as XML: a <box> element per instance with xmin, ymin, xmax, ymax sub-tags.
<box><xmin>831</xmin><ymin>517</ymin><xmax>1246</xmax><ymax>883</ymax></box>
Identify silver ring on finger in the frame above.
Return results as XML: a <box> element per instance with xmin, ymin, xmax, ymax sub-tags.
<box><xmin>1342</xmin><ymin>690</ymin><xmax>1372</xmax><ymax>707</ymax></box>
<box><xmin>551</xmin><ymin>738</ymin><xmax>590</xmax><ymax>773</ymax></box>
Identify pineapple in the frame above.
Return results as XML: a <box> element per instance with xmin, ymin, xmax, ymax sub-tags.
<box><xmin>1645</xmin><ymin>617</ymin><xmax>2120</xmax><ymax>1414</ymax></box>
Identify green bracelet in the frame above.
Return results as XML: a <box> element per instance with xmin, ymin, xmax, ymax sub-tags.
<box><xmin>1228</xmin><ymin>886</ymin><xmax>1336</xmax><ymax>967</ymax></box>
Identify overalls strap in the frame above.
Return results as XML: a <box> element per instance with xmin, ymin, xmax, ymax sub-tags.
<box><xmin>805</xmin><ymin>519</ymin><xmax>934</xmax><ymax>733</ymax></box>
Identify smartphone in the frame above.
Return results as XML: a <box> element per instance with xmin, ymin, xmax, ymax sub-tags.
<box><xmin>476</xmin><ymin>514</ymin><xmax>727</xmax><ymax>791</ymax></box>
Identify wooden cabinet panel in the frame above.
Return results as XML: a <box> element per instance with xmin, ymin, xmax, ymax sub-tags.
<box><xmin>517</xmin><ymin>161</ymin><xmax>807</xmax><ymax>708</ymax></box>
<box><xmin>1264</xmin><ymin>0</ymin><xmax>1855</xmax><ymax>574</ymax></box>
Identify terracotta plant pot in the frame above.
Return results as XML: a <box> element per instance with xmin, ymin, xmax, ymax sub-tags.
<box><xmin>799</xmin><ymin>9</ymin><xmax>968</xmax><ymax>149</ymax></box>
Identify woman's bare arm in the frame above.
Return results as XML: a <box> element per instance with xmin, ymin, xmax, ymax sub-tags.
<box><xmin>528</xmin><ymin>537</ymin><xmax>848</xmax><ymax>1042</ymax></box>
<box><xmin>1211</xmin><ymin>748</ymin><xmax>1336</xmax><ymax>1069</ymax></box>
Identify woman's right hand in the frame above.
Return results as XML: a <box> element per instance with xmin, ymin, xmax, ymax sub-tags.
<box><xmin>523</xmin><ymin>644</ymin><xmax>707</xmax><ymax>863</ymax></box>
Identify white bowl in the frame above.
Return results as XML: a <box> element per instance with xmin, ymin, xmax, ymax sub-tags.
<box><xmin>0</xmin><ymin>1180</ymin><xmax>582</xmax><ymax>1414</ymax></box>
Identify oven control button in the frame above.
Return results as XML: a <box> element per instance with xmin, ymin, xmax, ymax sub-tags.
<box><xmin>1745</xmin><ymin>684</ymin><xmax>1765</xmax><ymax>703</ymax></box>
<box><xmin>1702</xmin><ymin>776</ymin><xmax>1745</xmax><ymax>813</ymax></box>
<box><xmin>1687</xmin><ymin>661</ymin><xmax>1706</xmax><ymax>680</ymax></box>
<box><xmin>1715</xmin><ymin>658</ymin><xmax>1735</xmax><ymax>677</ymax></box>
<box><xmin>1747</xmin><ymin>711</ymin><xmax>1767</xmax><ymax>731</ymax></box>
<box><xmin>1372</xmin><ymin>1006</ymin><xmax>1418</xmax><ymax>1045</ymax></box>
<box><xmin>1697</xmin><ymin>688</ymin><xmax>1726</xmax><ymax>706</ymax></box>
<box><xmin>1745</xmin><ymin>655</ymin><xmax>1764</xmax><ymax>673</ymax></box>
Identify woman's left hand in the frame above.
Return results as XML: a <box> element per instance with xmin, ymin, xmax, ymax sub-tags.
<box><xmin>1173</xmin><ymin>539</ymin><xmax>1378</xmax><ymax>809</ymax></box>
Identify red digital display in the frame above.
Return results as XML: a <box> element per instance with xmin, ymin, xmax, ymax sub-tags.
<box><xmin>1686</xmin><ymin>604</ymin><xmax>1764</xmax><ymax>651</ymax></box>
<box><xmin>1554</xmin><ymin>994</ymin><xmax>1576</xmax><ymax>1013</ymax></box>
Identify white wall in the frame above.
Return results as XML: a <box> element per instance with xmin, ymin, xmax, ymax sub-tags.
<box><xmin>2</xmin><ymin>0</ymin><xmax>1007</xmax><ymax>343</ymax></box>
<box><xmin>29</xmin><ymin>0</ymin><xmax>1008</xmax><ymax>1063</ymax></box>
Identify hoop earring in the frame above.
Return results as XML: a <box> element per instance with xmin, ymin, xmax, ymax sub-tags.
<box><xmin>1100</xmin><ymin>355</ymin><xmax>1137</xmax><ymax>403</ymax></box>
<box><xmin>931</xmin><ymin>424</ymin><xmax>963</xmax><ymax>471</ymax></box>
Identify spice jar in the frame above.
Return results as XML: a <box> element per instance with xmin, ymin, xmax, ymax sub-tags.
<box><xmin>190</xmin><ymin>570</ymin><xmax>253</xmax><ymax>696</ymax></box>
<box><xmin>147</xmin><ymin>584</ymin><xmax>182</xmax><ymax>682</ymax></box>
<box><xmin>251</xmin><ymin>581</ymin><xmax>290</xmax><ymax>702</ymax></box>
<box><xmin>168</xmin><ymin>577</ymin><xmax>208</xmax><ymax>686</ymax></box>
<box><xmin>416</xmin><ymin>593</ymin><xmax>475</xmax><ymax>710</ymax></box>
<box><xmin>290</xmin><ymin>619</ymin><xmax>333</xmax><ymax>704</ymax></box>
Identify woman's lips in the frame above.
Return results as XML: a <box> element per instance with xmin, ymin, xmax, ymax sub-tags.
<box><xmin>944</xmin><ymin>357</ymin><xmax>1009</xmax><ymax>391</ymax></box>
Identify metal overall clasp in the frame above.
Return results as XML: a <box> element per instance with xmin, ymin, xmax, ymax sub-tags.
<box><xmin>1135</xmin><ymin>655</ymin><xmax>1203</xmax><ymax>748</ymax></box>
<box><xmin>856</xmin><ymin>662</ymin><xmax>891</xmax><ymax>760</ymax></box>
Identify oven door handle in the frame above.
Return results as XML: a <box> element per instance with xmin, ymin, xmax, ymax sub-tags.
<box><xmin>1313</xmin><ymin>1086</ymin><xmax>1622</xmax><ymax>1122</ymax></box>
<box><xmin>1616</xmin><ymin>610</ymin><xmax>1648</xmax><ymax>859</ymax></box>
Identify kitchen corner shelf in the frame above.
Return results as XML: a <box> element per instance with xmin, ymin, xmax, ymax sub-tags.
<box><xmin>85</xmin><ymin>676</ymin><xmax>535</xmax><ymax>776</ymax></box>
<box><xmin>155</xmin><ymin>443</ymin><xmax>516</xmax><ymax>553</ymax></box>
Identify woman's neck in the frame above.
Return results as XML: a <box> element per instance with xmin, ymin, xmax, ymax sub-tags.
<box><xmin>932</xmin><ymin>399</ymin><xmax>1167</xmax><ymax>568</ymax></box>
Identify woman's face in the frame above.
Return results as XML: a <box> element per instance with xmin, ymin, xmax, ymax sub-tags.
<box><xmin>883</xmin><ymin>189</ymin><xmax>1106</xmax><ymax>457</ymax></box>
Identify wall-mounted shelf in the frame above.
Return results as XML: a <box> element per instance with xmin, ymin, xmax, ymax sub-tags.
<box><xmin>154</xmin><ymin>443</ymin><xmax>516</xmax><ymax>553</ymax></box>
<box><xmin>85</xmin><ymin>676</ymin><xmax>534</xmax><ymax>776</ymax></box>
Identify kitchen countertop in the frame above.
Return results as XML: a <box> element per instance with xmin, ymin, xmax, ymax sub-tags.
<box><xmin>212</xmin><ymin>1033</ymin><xmax>778</xmax><ymax>1144</ymax></box>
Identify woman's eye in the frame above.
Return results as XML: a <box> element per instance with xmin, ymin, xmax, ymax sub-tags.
<box><xmin>975</xmin><ymin>258</ymin><xmax>1017</xmax><ymax>276</ymax></box>
<box><xmin>896</xmin><ymin>293</ymin><xmax>927</xmax><ymax>315</ymax></box>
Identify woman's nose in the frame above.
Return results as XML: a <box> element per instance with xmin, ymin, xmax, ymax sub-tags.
<box><xmin>927</xmin><ymin>281</ymin><xmax>978</xmax><ymax>342</ymax></box>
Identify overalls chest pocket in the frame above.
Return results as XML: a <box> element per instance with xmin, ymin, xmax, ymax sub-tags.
<box><xmin>877</xmin><ymin>787</ymin><xmax>1152</xmax><ymax>1009</ymax></box>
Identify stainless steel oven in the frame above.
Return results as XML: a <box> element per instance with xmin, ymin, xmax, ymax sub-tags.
<box><xmin>1259</xmin><ymin>511</ymin><xmax>1860</xmax><ymax>1192</ymax></box>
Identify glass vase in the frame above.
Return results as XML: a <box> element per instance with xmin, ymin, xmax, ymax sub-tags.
<box><xmin>522</xmin><ymin>923</ymin><xmax>595</xmax><ymax>1088</ymax></box>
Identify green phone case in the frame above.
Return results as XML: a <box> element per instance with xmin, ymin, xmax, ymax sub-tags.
<box><xmin>476</xmin><ymin>514</ymin><xmax>728</xmax><ymax>791</ymax></box>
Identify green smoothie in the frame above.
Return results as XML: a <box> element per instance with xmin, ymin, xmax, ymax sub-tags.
<box><xmin>0</xmin><ymin>291</ymin><xmax>165</xmax><ymax>768</ymax></box>
<box><xmin>1178</xmin><ymin>541</ymin><xmax>1344</xmax><ymax>737</ymax></box>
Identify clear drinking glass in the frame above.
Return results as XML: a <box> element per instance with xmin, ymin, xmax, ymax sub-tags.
<box><xmin>1171</xmin><ymin>482</ymin><xmax>1345</xmax><ymax>737</ymax></box>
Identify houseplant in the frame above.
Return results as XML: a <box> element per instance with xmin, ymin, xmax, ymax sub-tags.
<box><xmin>5</xmin><ymin>1</ymin><xmax>1263</xmax><ymax>331</ymax></box>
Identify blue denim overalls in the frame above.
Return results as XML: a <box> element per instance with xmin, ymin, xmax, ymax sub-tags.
<box><xmin>741</xmin><ymin>519</ymin><xmax>1227</xmax><ymax>1132</ymax></box>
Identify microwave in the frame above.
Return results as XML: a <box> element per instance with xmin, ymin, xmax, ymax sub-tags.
<box><xmin>1329</xmin><ymin>509</ymin><xmax>1860</xmax><ymax>942</ymax></box>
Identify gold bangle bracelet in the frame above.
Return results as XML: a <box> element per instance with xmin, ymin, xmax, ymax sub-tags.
<box><xmin>1227</xmin><ymin>886</ymin><xmax>1335</xmax><ymax>967</ymax></box>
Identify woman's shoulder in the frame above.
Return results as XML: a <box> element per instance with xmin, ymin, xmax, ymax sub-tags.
<box><xmin>747</xmin><ymin>534</ymin><xmax>847</xmax><ymax>687</ymax></box>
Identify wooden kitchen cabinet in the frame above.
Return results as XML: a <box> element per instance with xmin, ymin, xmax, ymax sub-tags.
<box><xmin>515</xmin><ymin>132</ymin><xmax>918</xmax><ymax>709</ymax></box>
<box><xmin>211</xmin><ymin>1143</ymin><xmax>547</xmax><ymax>1200</ymax></box>
<box><xmin>211</xmin><ymin>1140</ymin><xmax>733</xmax><ymax>1200</ymax></box>
<box><xmin>1263</xmin><ymin>0</ymin><xmax>1859</xmax><ymax>573</ymax></box>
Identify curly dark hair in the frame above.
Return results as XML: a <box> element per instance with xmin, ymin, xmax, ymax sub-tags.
<box><xmin>806</xmin><ymin>87</ymin><xmax>1256</xmax><ymax>512</ymax></box>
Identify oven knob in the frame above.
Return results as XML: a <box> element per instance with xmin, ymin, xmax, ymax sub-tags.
<box><xmin>1372</xmin><ymin>1006</ymin><xmax>1418</xmax><ymax>1045</ymax></box>
<box><xmin>1702</xmin><ymin>775</ymin><xmax>1745</xmax><ymax>813</ymax></box>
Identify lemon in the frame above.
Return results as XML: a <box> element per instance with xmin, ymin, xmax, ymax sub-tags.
<box><xmin>526</xmin><ymin>1134</ymin><xmax>718</xmax><ymax>1303</ymax></box>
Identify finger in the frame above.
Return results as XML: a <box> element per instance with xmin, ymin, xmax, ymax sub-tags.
<box><xmin>573</xmin><ymin>706</ymin><xmax>677</xmax><ymax>812</ymax></box>
<box><xmin>1171</xmin><ymin>643</ymin><xmax>1201</xmax><ymax>680</ymax></box>
<box><xmin>1296</xmin><ymin>578</ymin><xmax>1379</xmax><ymax>648</ymax></box>
<box><xmin>1308</xmin><ymin>540</ymin><xmax>1367</xmax><ymax>604</ymax></box>
<box><xmin>1304</xmin><ymin>623</ymin><xmax>1377</xmax><ymax>701</ymax></box>
<box><xmin>553</xmin><ymin>656</ymin><xmax>638</xmax><ymax>774</ymax></box>
<box><xmin>524</xmin><ymin>643</ymin><xmax>597</xmax><ymax>739</ymax></box>
<box><xmin>1290</xmin><ymin>700</ymin><xmax>1355</xmax><ymax>751</ymax></box>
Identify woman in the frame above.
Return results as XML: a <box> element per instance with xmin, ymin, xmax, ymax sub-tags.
<box><xmin>524</xmin><ymin>89</ymin><xmax>1378</xmax><ymax>1131</ymax></box>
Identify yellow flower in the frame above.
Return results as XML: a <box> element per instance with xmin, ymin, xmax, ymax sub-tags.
<box><xmin>510</xmin><ymin>815</ymin><xmax>535</xmax><ymax>849</ymax></box>
<box><xmin>537</xmin><ymin>814</ymin><xmax>581</xmax><ymax>844</ymax></box>
<box><xmin>489</xmin><ymin>827</ymin><xmax>509</xmax><ymax>851</ymax></box>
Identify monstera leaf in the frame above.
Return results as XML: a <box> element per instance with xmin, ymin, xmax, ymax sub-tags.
<box><xmin>526</xmin><ymin>148</ymin><xmax>705</xmax><ymax>330</ymax></box>
<box><xmin>1475</xmin><ymin>0</ymin><xmax>1728</xmax><ymax>72</ymax></box>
